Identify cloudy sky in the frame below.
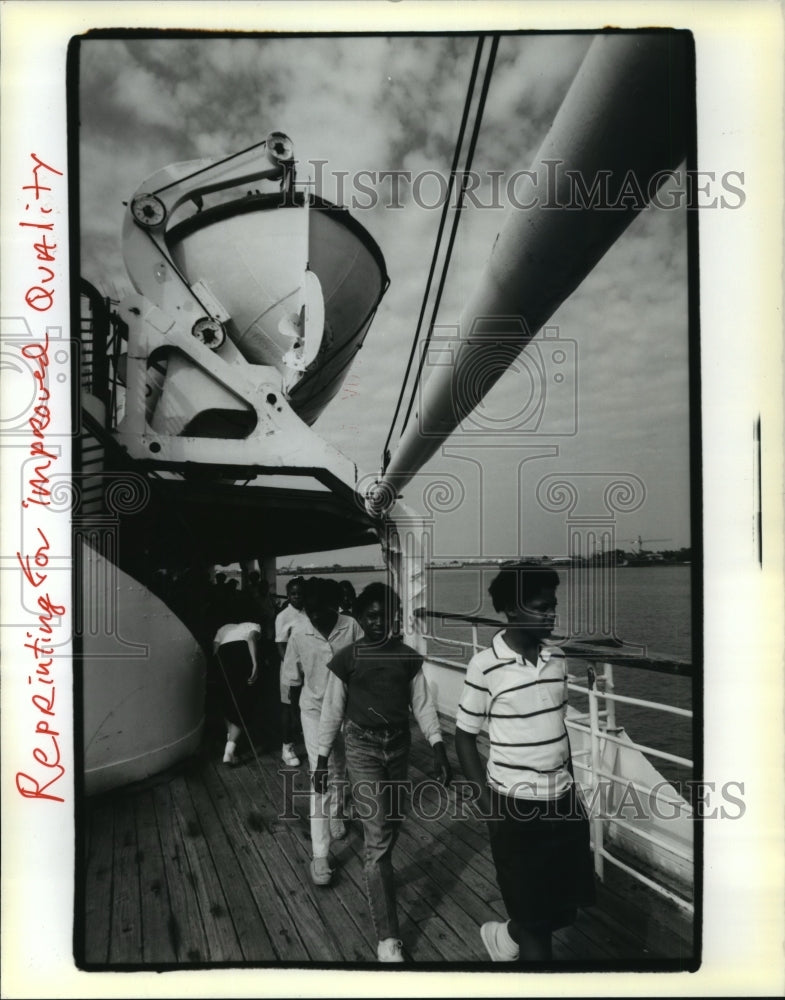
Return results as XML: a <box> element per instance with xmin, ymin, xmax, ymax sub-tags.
<box><xmin>78</xmin><ymin>32</ymin><xmax>693</xmax><ymax>564</ymax></box>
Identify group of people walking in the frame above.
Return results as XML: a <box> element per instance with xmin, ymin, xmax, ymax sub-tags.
<box><xmin>211</xmin><ymin>564</ymin><xmax>594</xmax><ymax>964</ymax></box>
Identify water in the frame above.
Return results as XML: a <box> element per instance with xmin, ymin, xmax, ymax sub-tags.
<box><xmin>278</xmin><ymin>564</ymin><xmax>695</xmax><ymax>785</ymax></box>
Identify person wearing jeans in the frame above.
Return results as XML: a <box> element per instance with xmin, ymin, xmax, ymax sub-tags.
<box><xmin>343</xmin><ymin>720</ymin><xmax>410</xmax><ymax>948</ymax></box>
<box><xmin>315</xmin><ymin>582</ymin><xmax>451</xmax><ymax>963</ymax></box>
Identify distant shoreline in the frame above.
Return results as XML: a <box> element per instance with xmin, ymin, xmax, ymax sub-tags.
<box><xmin>277</xmin><ymin>560</ymin><xmax>691</xmax><ymax>574</ymax></box>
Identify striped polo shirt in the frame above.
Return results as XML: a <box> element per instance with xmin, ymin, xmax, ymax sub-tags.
<box><xmin>456</xmin><ymin>631</ymin><xmax>571</xmax><ymax>801</ymax></box>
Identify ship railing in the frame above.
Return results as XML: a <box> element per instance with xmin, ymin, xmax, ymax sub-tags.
<box><xmin>414</xmin><ymin>608</ymin><xmax>694</xmax><ymax>916</ymax></box>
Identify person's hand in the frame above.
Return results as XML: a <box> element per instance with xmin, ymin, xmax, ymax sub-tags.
<box><xmin>458</xmin><ymin>780</ymin><xmax>497</xmax><ymax>823</ymax></box>
<box><xmin>481</xmin><ymin>788</ymin><xmax>504</xmax><ymax>824</ymax></box>
<box><xmin>432</xmin><ymin>742</ymin><xmax>452</xmax><ymax>787</ymax></box>
<box><xmin>312</xmin><ymin>754</ymin><xmax>329</xmax><ymax>795</ymax></box>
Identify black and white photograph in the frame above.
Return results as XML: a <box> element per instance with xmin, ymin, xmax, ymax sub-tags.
<box><xmin>1</xmin><ymin>3</ymin><xmax>783</xmax><ymax>998</ymax></box>
<box><xmin>72</xmin><ymin>25</ymin><xmax>701</xmax><ymax>970</ymax></box>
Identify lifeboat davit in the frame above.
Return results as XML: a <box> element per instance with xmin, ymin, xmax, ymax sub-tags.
<box><xmin>166</xmin><ymin>191</ymin><xmax>388</xmax><ymax>426</ymax></box>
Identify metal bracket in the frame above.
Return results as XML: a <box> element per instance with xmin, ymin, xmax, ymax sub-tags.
<box><xmin>114</xmin><ymin>294</ymin><xmax>360</xmax><ymax>494</ymax></box>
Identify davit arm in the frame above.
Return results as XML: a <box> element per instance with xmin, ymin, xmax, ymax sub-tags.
<box><xmin>113</xmin><ymin>131</ymin><xmax>356</xmax><ymax>500</ymax></box>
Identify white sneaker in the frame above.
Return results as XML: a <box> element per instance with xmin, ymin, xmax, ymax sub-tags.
<box><xmin>281</xmin><ymin>743</ymin><xmax>300</xmax><ymax>766</ymax></box>
<box><xmin>377</xmin><ymin>938</ymin><xmax>404</xmax><ymax>962</ymax></box>
<box><xmin>310</xmin><ymin>856</ymin><xmax>334</xmax><ymax>886</ymax></box>
<box><xmin>480</xmin><ymin>921</ymin><xmax>519</xmax><ymax>961</ymax></box>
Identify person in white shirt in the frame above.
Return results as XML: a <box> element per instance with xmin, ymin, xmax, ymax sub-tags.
<box><xmin>274</xmin><ymin>577</ymin><xmax>307</xmax><ymax>766</ymax></box>
<box><xmin>213</xmin><ymin>619</ymin><xmax>261</xmax><ymax>765</ymax></box>
<box><xmin>281</xmin><ymin>577</ymin><xmax>363</xmax><ymax>886</ymax></box>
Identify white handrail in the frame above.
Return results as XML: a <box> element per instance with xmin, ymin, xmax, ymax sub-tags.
<box><xmin>573</xmin><ymin>722</ymin><xmax>693</xmax><ymax>769</ymax></box>
<box><xmin>566</xmin><ymin>741</ymin><xmax>692</xmax><ymax>814</ymax></box>
<box><xmin>588</xmin><ymin>676</ymin><xmax>606</xmax><ymax>880</ymax></box>
<box><xmin>590</xmin><ymin>766</ymin><xmax>693</xmax><ymax>815</ymax></box>
<box><xmin>429</xmin><ymin>635</ymin><xmax>474</xmax><ymax>650</ymax></box>
<box><xmin>604</xmin><ymin>662</ymin><xmax>617</xmax><ymax>729</ymax></box>
<box><xmin>568</xmin><ymin>680</ymin><xmax>693</xmax><ymax>720</ymax></box>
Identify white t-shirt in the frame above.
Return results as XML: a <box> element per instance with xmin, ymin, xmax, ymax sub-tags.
<box><xmin>280</xmin><ymin>614</ymin><xmax>364</xmax><ymax>715</ymax></box>
<box><xmin>214</xmin><ymin>622</ymin><xmax>260</xmax><ymax>647</ymax></box>
<box><xmin>275</xmin><ymin>604</ymin><xmax>308</xmax><ymax>644</ymax></box>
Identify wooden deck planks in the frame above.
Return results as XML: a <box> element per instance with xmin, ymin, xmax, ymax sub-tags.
<box><xmin>398</xmin><ymin>805</ymin><xmax>505</xmax><ymax>914</ymax></box>
<box><xmin>80</xmin><ymin>722</ymin><xmax>694</xmax><ymax>968</ymax></box>
<box><xmin>395</xmin><ymin>831</ymin><xmax>494</xmax><ymax>956</ymax></box>
<box><xmin>405</xmin><ymin>743</ymin><xmax>512</xmax><ymax>891</ymax></box>
<box><xmin>205</xmin><ymin>760</ymin><xmax>308</xmax><ymax>960</ymax></box>
<box><xmin>134</xmin><ymin>789</ymin><xmax>178</xmax><ymax>964</ymax></box>
<box><xmin>151</xmin><ymin>780</ymin><xmax>211</xmax><ymax>962</ymax></box>
<box><xmin>310</xmin><ymin>818</ymin><xmax>446</xmax><ymax>963</ymax></box>
<box><xmin>107</xmin><ymin>795</ymin><xmax>142</xmax><ymax>964</ymax></box>
<box><xmin>82</xmin><ymin>797</ymin><xmax>114</xmax><ymax>965</ymax></box>
<box><xmin>168</xmin><ymin>773</ymin><xmax>243</xmax><ymax>962</ymax></box>
<box><xmin>214</xmin><ymin>744</ymin><xmax>479</xmax><ymax>964</ymax></box>
<box><xmin>228</xmin><ymin>756</ymin><xmax>351</xmax><ymax>962</ymax></box>
<box><xmin>184</xmin><ymin>767</ymin><xmax>277</xmax><ymax>961</ymax></box>
<box><xmin>238</xmin><ymin>749</ymin><xmax>401</xmax><ymax>963</ymax></box>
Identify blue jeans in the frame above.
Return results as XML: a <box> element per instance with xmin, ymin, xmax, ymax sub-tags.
<box><xmin>344</xmin><ymin>720</ymin><xmax>410</xmax><ymax>941</ymax></box>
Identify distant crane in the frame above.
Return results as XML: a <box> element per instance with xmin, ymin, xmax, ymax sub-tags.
<box><xmin>626</xmin><ymin>535</ymin><xmax>672</xmax><ymax>556</ymax></box>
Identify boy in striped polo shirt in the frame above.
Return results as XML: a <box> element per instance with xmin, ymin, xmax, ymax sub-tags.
<box><xmin>455</xmin><ymin>564</ymin><xmax>595</xmax><ymax>962</ymax></box>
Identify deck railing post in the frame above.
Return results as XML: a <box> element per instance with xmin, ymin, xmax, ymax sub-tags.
<box><xmin>471</xmin><ymin>624</ymin><xmax>479</xmax><ymax>656</ymax></box>
<box><xmin>587</xmin><ymin>666</ymin><xmax>605</xmax><ymax>880</ymax></box>
<box><xmin>603</xmin><ymin>662</ymin><xmax>617</xmax><ymax>730</ymax></box>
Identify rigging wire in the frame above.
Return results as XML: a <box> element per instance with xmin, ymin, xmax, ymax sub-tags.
<box><xmin>395</xmin><ymin>33</ymin><xmax>500</xmax><ymax>456</ymax></box>
<box><xmin>380</xmin><ymin>35</ymin><xmax>486</xmax><ymax>472</ymax></box>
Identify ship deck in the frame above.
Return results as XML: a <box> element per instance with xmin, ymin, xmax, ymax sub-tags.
<box><xmin>78</xmin><ymin>721</ymin><xmax>695</xmax><ymax>970</ymax></box>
